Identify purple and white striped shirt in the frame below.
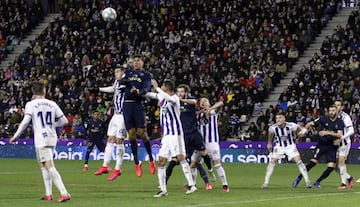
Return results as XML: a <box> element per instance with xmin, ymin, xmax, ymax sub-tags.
<box><xmin>113</xmin><ymin>81</ymin><xmax>125</xmax><ymax>114</ymax></box>
<box><xmin>269</xmin><ymin>122</ymin><xmax>298</xmax><ymax>147</ymax></box>
<box><xmin>146</xmin><ymin>89</ymin><xmax>183</xmax><ymax>136</ymax></box>
<box><xmin>197</xmin><ymin>109</ymin><xmax>219</xmax><ymax>143</ymax></box>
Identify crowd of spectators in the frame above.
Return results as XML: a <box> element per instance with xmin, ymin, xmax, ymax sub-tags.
<box><xmin>0</xmin><ymin>0</ymin><xmax>346</xmax><ymax>141</ymax></box>
<box><xmin>253</xmin><ymin>8</ymin><xmax>360</xmax><ymax>142</ymax></box>
<box><xmin>0</xmin><ymin>0</ymin><xmax>45</xmax><ymax>63</ymax></box>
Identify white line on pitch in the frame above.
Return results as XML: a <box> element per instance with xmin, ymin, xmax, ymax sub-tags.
<box><xmin>178</xmin><ymin>192</ymin><xmax>356</xmax><ymax>207</ymax></box>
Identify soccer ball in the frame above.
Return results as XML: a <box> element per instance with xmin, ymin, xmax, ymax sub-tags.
<box><xmin>101</xmin><ymin>7</ymin><xmax>117</xmax><ymax>22</ymax></box>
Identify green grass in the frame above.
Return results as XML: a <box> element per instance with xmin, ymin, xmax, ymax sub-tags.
<box><xmin>0</xmin><ymin>159</ymin><xmax>359</xmax><ymax>207</ymax></box>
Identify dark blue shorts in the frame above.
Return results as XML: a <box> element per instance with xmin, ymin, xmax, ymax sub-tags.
<box><xmin>123</xmin><ymin>102</ymin><xmax>146</xmax><ymax>130</ymax></box>
<box><xmin>184</xmin><ymin>129</ymin><xmax>206</xmax><ymax>154</ymax></box>
<box><xmin>312</xmin><ymin>144</ymin><xmax>337</xmax><ymax>163</ymax></box>
<box><xmin>87</xmin><ymin>137</ymin><xmax>105</xmax><ymax>152</ymax></box>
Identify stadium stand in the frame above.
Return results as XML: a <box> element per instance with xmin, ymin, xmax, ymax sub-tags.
<box><xmin>0</xmin><ymin>0</ymin><xmax>356</xmax><ymax>141</ymax></box>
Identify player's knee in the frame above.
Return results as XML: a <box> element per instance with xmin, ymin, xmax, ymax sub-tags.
<box><xmin>213</xmin><ymin>159</ymin><xmax>220</xmax><ymax>165</ymax></box>
<box><xmin>310</xmin><ymin>159</ymin><xmax>318</xmax><ymax>164</ymax></box>
<box><xmin>116</xmin><ymin>139</ymin><xmax>124</xmax><ymax>144</ymax></box>
<box><xmin>327</xmin><ymin>162</ymin><xmax>336</xmax><ymax>168</ymax></box>
<box><xmin>128</xmin><ymin>130</ymin><xmax>137</xmax><ymax>139</ymax></box>
<box><xmin>158</xmin><ymin>157</ymin><xmax>167</xmax><ymax>166</ymax></box>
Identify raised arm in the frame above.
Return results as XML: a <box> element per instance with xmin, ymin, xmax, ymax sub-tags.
<box><xmin>209</xmin><ymin>101</ymin><xmax>224</xmax><ymax>111</ymax></box>
<box><xmin>180</xmin><ymin>98</ymin><xmax>197</xmax><ymax>105</ymax></box>
<box><xmin>99</xmin><ymin>86</ymin><xmax>114</xmax><ymax>93</ymax></box>
<box><xmin>156</xmin><ymin>87</ymin><xmax>177</xmax><ymax>103</ymax></box>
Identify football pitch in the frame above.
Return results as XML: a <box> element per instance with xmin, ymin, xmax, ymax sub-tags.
<box><xmin>0</xmin><ymin>159</ymin><xmax>359</xmax><ymax>207</ymax></box>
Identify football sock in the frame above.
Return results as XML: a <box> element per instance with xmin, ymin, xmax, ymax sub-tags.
<box><xmin>166</xmin><ymin>160</ymin><xmax>178</xmax><ymax>184</ymax></box>
<box><xmin>115</xmin><ymin>144</ymin><xmax>124</xmax><ymax>170</ymax></box>
<box><xmin>191</xmin><ymin>167</ymin><xmax>197</xmax><ymax>185</ymax></box>
<box><xmin>103</xmin><ymin>142</ymin><xmax>114</xmax><ymax>167</ymax></box>
<box><xmin>297</xmin><ymin>161</ymin><xmax>310</xmax><ymax>183</ymax></box>
<box><xmin>197</xmin><ymin>164</ymin><xmax>209</xmax><ymax>184</ymax></box>
<box><xmin>143</xmin><ymin>141</ymin><xmax>154</xmax><ymax>162</ymax></box>
<box><xmin>338</xmin><ymin>163</ymin><xmax>349</xmax><ymax>184</ymax></box>
<box><xmin>202</xmin><ymin>154</ymin><xmax>212</xmax><ymax>170</ymax></box>
<box><xmin>180</xmin><ymin>160</ymin><xmax>194</xmax><ymax>186</ymax></box>
<box><xmin>84</xmin><ymin>145</ymin><xmax>93</xmax><ymax>165</ymax></box>
<box><xmin>157</xmin><ymin>166</ymin><xmax>167</xmax><ymax>192</ymax></box>
<box><xmin>48</xmin><ymin>167</ymin><xmax>68</xmax><ymax>195</ymax></box>
<box><xmin>264</xmin><ymin>161</ymin><xmax>275</xmax><ymax>185</ymax></box>
<box><xmin>130</xmin><ymin>139</ymin><xmax>139</xmax><ymax>165</ymax></box>
<box><xmin>215</xmin><ymin>163</ymin><xmax>228</xmax><ymax>186</ymax></box>
<box><xmin>297</xmin><ymin>160</ymin><xmax>316</xmax><ymax>179</ymax></box>
<box><xmin>317</xmin><ymin>167</ymin><xmax>335</xmax><ymax>182</ymax></box>
<box><xmin>41</xmin><ymin>167</ymin><xmax>52</xmax><ymax>196</ymax></box>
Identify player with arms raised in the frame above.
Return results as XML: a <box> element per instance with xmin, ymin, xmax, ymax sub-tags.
<box><xmin>146</xmin><ymin>80</ymin><xmax>196</xmax><ymax>197</ymax></box>
<box><xmin>197</xmin><ymin>97</ymin><xmax>229</xmax><ymax>192</ymax></box>
<box><xmin>261</xmin><ymin>112</ymin><xmax>311</xmax><ymax>189</ymax></box>
<box><xmin>10</xmin><ymin>82</ymin><xmax>71</xmax><ymax>202</ymax></box>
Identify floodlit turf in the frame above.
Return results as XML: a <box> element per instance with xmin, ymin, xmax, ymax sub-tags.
<box><xmin>0</xmin><ymin>159</ymin><xmax>359</xmax><ymax>207</ymax></box>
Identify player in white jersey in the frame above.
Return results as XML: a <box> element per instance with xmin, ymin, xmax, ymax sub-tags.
<box><xmin>261</xmin><ymin>112</ymin><xmax>311</xmax><ymax>189</ymax></box>
<box><xmin>334</xmin><ymin>100</ymin><xmax>355</xmax><ymax>189</ymax></box>
<box><xmin>146</xmin><ymin>79</ymin><xmax>196</xmax><ymax>197</ymax></box>
<box><xmin>197</xmin><ymin>97</ymin><xmax>229</xmax><ymax>192</ymax></box>
<box><xmin>9</xmin><ymin>82</ymin><xmax>71</xmax><ymax>202</ymax></box>
<box><xmin>92</xmin><ymin>66</ymin><xmax>127</xmax><ymax>181</ymax></box>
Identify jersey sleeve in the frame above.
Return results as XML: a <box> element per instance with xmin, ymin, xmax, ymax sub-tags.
<box><xmin>268</xmin><ymin>125</ymin><xmax>275</xmax><ymax>134</ymax></box>
<box><xmin>343</xmin><ymin>115</ymin><xmax>353</xmax><ymax>128</ymax></box>
<box><xmin>139</xmin><ymin>71</ymin><xmax>152</xmax><ymax>95</ymax></box>
<box><xmin>24</xmin><ymin>102</ymin><xmax>33</xmax><ymax>117</ymax></box>
<box><xmin>288</xmin><ymin>122</ymin><xmax>299</xmax><ymax>131</ymax></box>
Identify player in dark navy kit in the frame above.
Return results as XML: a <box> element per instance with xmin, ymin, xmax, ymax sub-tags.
<box><xmin>83</xmin><ymin>111</ymin><xmax>106</xmax><ymax>170</ymax></box>
<box><xmin>293</xmin><ymin>105</ymin><xmax>344</xmax><ymax>188</ymax></box>
<box><xmin>123</xmin><ymin>55</ymin><xmax>155</xmax><ymax>177</ymax></box>
<box><xmin>164</xmin><ymin>84</ymin><xmax>213</xmax><ymax>190</ymax></box>
<box><xmin>175</xmin><ymin>85</ymin><xmax>214</xmax><ymax>185</ymax></box>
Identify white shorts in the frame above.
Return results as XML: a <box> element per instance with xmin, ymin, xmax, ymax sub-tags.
<box><xmin>36</xmin><ymin>146</ymin><xmax>55</xmax><ymax>163</ymax></box>
<box><xmin>206</xmin><ymin>143</ymin><xmax>221</xmax><ymax>161</ymax></box>
<box><xmin>191</xmin><ymin>150</ymin><xmax>202</xmax><ymax>163</ymax></box>
<box><xmin>270</xmin><ymin>144</ymin><xmax>300</xmax><ymax>161</ymax></box>
<box><xmin>107</xmin><ymin>114</ymin><xmax>126</xmax><ymax>139</ymax></box>
<box><xmin>337</xmin><ymin>142</ymin><xmax>351</xmax><ymax>159</ymax></box>
<box><xmin>158</xmin><ymin>135</ymin><xmax>186</xmax><ymax>159</ymax></box>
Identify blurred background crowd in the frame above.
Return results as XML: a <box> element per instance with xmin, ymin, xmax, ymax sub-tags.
<box><xmin>0</xmin><ymin>0</ymin><xmax>359</xmax><ymax>143</ymax></box>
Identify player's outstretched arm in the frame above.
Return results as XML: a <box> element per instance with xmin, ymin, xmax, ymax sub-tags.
<box><xmin>145</xmin><ymin>92</ymin><xmax>158</xmax><ymax>100</ymax></box>
<box><xmin>180</xmin><ymin>98</ymin><xmax>197</xmax><ymax>105</ymax></box>
<box><xmin>99</xmin><ymin>86</ymin><xmax>114</xmax><ymax>93</ymax></box>
<box><xmin>209</xmin><ymin>101</ymin><xmax>224</xmax><ymax>112</ymax></box>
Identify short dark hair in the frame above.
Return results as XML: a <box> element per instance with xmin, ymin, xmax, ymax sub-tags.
<box><xmin>32</xmin><ymin>82</ymin><xmax>45</xmax><ymax>95</ymax></box>
<box><xmin>133</xmin><ymin>54</ymin><xmax>143</xmax><ymax>59</ymax></box>
<box><xmin>276</xmin><ymin>111</ymin><xmax>286</xmax><ymax>117</ymax></box>
<box><xmin>177</xmin><ymin>84</ymin><xmax>191</xmax><ymax>93</ymax></box>
<box><xmin>163</xmin><ymin>80</ymin><xmax>175</xmax><ymax>91</ymax></box>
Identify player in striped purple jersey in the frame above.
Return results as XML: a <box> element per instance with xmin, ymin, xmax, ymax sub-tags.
<box><xmin>146</xmin><ymin>79</ymin><xmax>196</xmax><ymax>197</ymax></box>
<box><xmin>334</xmin><ymin>100</ymin><xmax>355</xmax><ymax>189</ymax></box>
<box><xmin>261</xmin><ymin>112</ymin><xmax>311</xmax><ymax>189</ymax></box>
<box><xmin>196</xmin><ymin>97</ymin><xmax>229</xmax><ymax>192</ymax></box>
<box><xmin>92</xmin><ymin>66</ymin><xmax>127</xmax><ymax>181</ymax></box>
